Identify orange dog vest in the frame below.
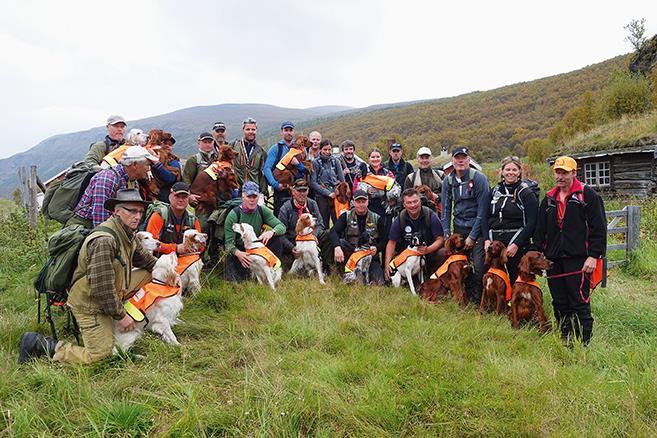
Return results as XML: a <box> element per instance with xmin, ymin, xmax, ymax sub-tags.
<box><xmin>203</xmin><ymin>160</ymin><xmax>232</xmax><ymax>180</ymax></box>
<box><xmin>124</xmin><ymin>281</ymin><xmax>181</xmax><ymax>322</ymax></box>
<box><xmin>295</xmin><ymin>233</ymin><xmax>318</xmax><ymax>243</ymax></box>
<box><xmin>334</xmin><ymin>198</ymin><xmax>350</xmax><ymax>218</ymax></box>
<box><xmin>176</xmin><ymin>254</ymin><xmax>202</xmax><ymax>275</ymax></box>
<box><xmin>102</xmin><ymin>145</ymin><xmax>130</xmax><ymax>167</ymax></box>
<box><xmin>276</xmin><ymin>148</ymin><xmax>304</xmax><ymax>170</ymax></box>
<box><xmin>430</xmin><ymin>254</ymin><xmax>468</xmax><ymax>279</ymax></box>
<box><xmin>514</xmin><ymin>277</ymin><xmax>540</xmax><ymax>290</ymax></box>
<box><xmin>362</xmin><ymin>174</ymin><xmax>395</xmax><ymax>191</ymax></box>
<box><xmin>389</xmin><ymin>248</ymin><xmax>423</xmax><ymax>270</ymax></box>
<box><xmin>345</xmin><ymin>248</ymin><xmax>375</xmax><ymax>273</ymax></box>
<box><xmin>246</xmin><ymin>246</ymin><xmax>281</xmax><ymax>270</ymax></box>
<box><xmin>486</xmin><ymin>267</ymin><xmax>512</xmax><ymax>301</ymax></box>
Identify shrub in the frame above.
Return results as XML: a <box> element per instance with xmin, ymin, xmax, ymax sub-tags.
<box><xmin>595</xmin><ymin>70</ymin><xmax>653</xmax><ymax>122</ymax></box>
<box><xmin>524</xmin><ymin>138</ymin><xmax>553</xmax><ymax>164</ymax></box>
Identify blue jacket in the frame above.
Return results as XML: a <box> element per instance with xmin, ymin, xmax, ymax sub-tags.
<box><xmin>441</xmin><ymin>168</ymin><xmax>489</xmax><ymax>240</ymax></box>
<box><xmin>263</xmin><ymin>140</ymin><xmax>306</xmax><ymax>190</ymax></box>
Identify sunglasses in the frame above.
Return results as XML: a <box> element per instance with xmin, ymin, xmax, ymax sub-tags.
<box><xmin>243</xmin><ymin>117</ymin><xmax>257</xmax><ymax>125</ymax></box>
<box><xmin>120</xmin><ymin>206</ymin><xmax>144</xmax><ymax>215</ymax></box>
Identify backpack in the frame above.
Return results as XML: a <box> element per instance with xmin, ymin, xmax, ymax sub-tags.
<box><xmin>398</xmin><ymin>206</ymin><xmax>434</xmax><ymax>246</ymax></box>
<box><xmin>491</xmin><ymin>179</ymin><xmax>540</xmax><ymax>226</ymax></box>
<box><xmin>44</xmin><ymin>162</ymin><xmax>105</xmax><ymax>224</ymax></box>
<box><xmin>208</xmin><ymin>198</ymin><xmax>259</xmax><ymax>242</ymax></box>
<box><xmin>34</xmin><ymin>224</ymin><xmax>121</xmax><ymax>302</ymax></box>
<box><xmin>447</xmin><ymin>168</ymin><xmax>477</xmax><ymax>200</ymax></box>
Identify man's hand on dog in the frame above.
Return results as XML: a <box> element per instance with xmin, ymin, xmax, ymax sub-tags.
<box><xmin>259</xmin><ymin>230</ymin><xmax>275</xmax><ymax>245</ymax></box>
<box><xmin>464</xmin><ymin>237</ymin><xmax>475</xmax><ymax>250</ymax></box>
<box><xmin>235</xmin><ymin>250</ymin><xmax>252</xmax><ymax>268</ymax></box>
<box><xmin>334</xmin><ymin>247</ymin><xmax>344</xmax><ymax>263</ymax></box>
<box><xmin>118</xmin><ymin>314</ymin><xmax>136</xmax><ymax>332</ymax></box>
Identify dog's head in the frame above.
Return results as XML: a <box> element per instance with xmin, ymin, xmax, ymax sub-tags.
<box><xmin>147</xmin><ymin>129</ymin><xmax>165</xmax><ymax>148</ymax></box>
<box><xmin>295</xmin><ymin>213</ymin><xmax>316</xmax><ymax>235</ymax></box>
<box><xmin>183</xmin><ymin>229</ymin><xmax>208</xmax><ymax>253</ymax></box>
<box><xmin>294</xmin><ymin>135</ymin><xmax>310</xmax><ymax>150</ymax></box>
<box><xmin>218</xmin><ymin>145</ymin><xmax>238</xmax><ymax>162</ymax></box>
<box><xmin>485</xmin><ymin>240</ymin><xmax>507</xmax><ymax>266</ymax></box>
<box><xmin>136</xmin><ymin>231</ymin><xmax>159</xmax><ymax>254</ymax></box>
<box><xmin>232</xmin><ymin>222</ymin><xmax>258</xmax><ymax>246</ymax></box>
<box><xmin>126</xmin><ymin>129</ymin><xmax>148</xmax><ymax>146</ymax></box>
<box><xmin>518</xmin><ymin>251</ymin><xmax>553</xmax><ymax>277</ymax></box>
<box><xmin>357</xmin><ymin>230</ymin><xmax>374</xmax><ymax>249</ymax></box>
<box><xmin>444</xmin><ymin>233</ymin><xmax>466</xmax><ymax>256</ymax></box>
<box><xmin>335</xmin><ymin>182</ymin><xmax>351</xmax><ymax>203</ymax></box>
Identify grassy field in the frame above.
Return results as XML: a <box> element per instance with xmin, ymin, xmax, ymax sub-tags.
<box><xmin>1</xmin><ymin>210</ymin><xmax>657</xmax><ymax>436</ymax></box>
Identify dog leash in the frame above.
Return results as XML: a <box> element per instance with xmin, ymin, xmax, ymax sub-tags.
<box><xmin>546</xmin><ymin>270</ymin><xmax>591</xmax><ymax>304</ymax></box>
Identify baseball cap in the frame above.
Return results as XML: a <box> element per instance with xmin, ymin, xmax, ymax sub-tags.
<box><xmin>198</xmin><ymin>132</ymin><xmax>214</xmax><ymax>141</ymax></box>
<box><xmin>122</xmin><ymin>146</ymin><xmax>159</xmax><ymax>163</ymax></box>
<box><xmin>242</xmin><ymin>181</ymin><xmax>260</xmax><ymax>196</ymax></box>
<box><xmin>353</xmin><ymin>189</ymin><xmax>368</xmax><ymax>200</ymax></box>
<box><xmin>281</xmin><ymin>121</ymin><xmax>295</xmax><ymax>129</ymax></box>
<box><xmin>553</xmin><ymin>156</ymin><xmax>577</xmax><ymax>172</ymax></box>
<box><xmin>171</xmin><ymin>182</ymin><xmax>190</xmax><ymax>195</ymax></box>
<box><xmin>390</xmin><ymin>143</ymin><xmax>402</xmax><ymax>151</ymax></box>
<box><xmin>107</xmin><ymin>115</ymin><xmax>126</xmax><ymax>126</ymax></box>
<box><xmin>292</xmin><ymin>179</ymin><xmax>308</xmax><ymax>190</ymax></box>
<box><xmin>243</xmin><ymin>117</ymin><xmax>257</xmax><ymax>126</ymax></box>
<box><xmin>416</xmin><ymin>146</ymin><xmax>432</xmax><ymax>157</ymax></box>
<box><xmin>213</xmin><ymin>122</ymin><xmax>226</xmax><ymax>131</ymax></box>
<box><xmin>452</xmin><ymin>146</ymin><xmax>469</xmax><ymax>157</ymax></box>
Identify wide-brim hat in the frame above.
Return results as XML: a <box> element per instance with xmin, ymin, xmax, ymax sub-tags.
<box><xmin>104</xmin><ymin>188</ymin><xmax>151</xmax><ymax>212</ymax></box>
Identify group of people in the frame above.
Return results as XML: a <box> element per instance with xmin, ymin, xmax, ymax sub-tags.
<box><xmin>18</xmin><ymin>114</ymin><xmax>607</xmax><ymax>365</ymax></box>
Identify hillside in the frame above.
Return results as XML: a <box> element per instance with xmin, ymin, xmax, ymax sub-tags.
<box><xmin>303</xmin><ymin>56</ymin><xmax>629</xmax><ymax>160</ymax></box>
<box><xmin>0</xmin><ymin>104</ymin><xmax>351</xmax><ymax>197</ymax></box>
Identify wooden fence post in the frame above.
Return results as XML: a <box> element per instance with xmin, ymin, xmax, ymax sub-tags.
<box><xmin>27</xmin><ymin>166</ymin><xmax>38</xmax><ymax>229</ymax></box>
<box><xmin>626</xmin><ymin>205</ymin><xmax>641</xmax><ymax>254</ymax></box>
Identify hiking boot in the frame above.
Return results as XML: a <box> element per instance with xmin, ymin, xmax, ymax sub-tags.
<box><xmin>18</xmin><ymin>332</ymin><xmax>57</xmax><ymax>364</ymax></box>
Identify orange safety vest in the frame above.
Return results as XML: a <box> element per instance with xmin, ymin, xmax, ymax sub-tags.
<box><xmin>102</xmin><ymin>145</ymin><xmax>130</xmax><ymax>167</ymax></box>
<box><xmin>295</xmin><ymin>233</ymin><xmax>318</xmax><ymax>243</ymax></box>
<box><xmin>486</xmin><ymin>267</ymin><xmax>512</xmax><ymax>301</ymax></box>
<box><xmin>514</xmin><ymin>277</ymin><xmax>540</xmax><ymax>290</ymax></box>
<box><xmin>203</xmin><ymin>160</ymin><xmax>232</xmax><ymax>180</ymax></box>
<box><xmin>362</xmin><ymin>174</ymin><xmax>395</xmax><ymax>191</ymax></box>
<box><xmin>345</xmin><ymin>248</ymin><xmax>374</xmax><ymax>273</ymax></box>
<box><xmin>334</xmin><ymin>198</ymin><xmax>350</xmax><ymax>218</ymax></box>
<box><xmin>124</xmin><ymin>281</ymin><xmax>181</xmax><ymax>322</ymax></box>
<box><xmin>389</xmin><ymin>248</ymin><xmax>423</xmax><ymax>270</ymax></box>
<box><xmin>246</xmin><ymin>246</ymin><xmax>282</xmax><ymax>270</ymax></box>
<box><xmin>430</xmin><ymin>254</ymin><xmax>468</xmax><ymax>279</ymax></box>
<box><xmin>276</xmin><ymin>148</ymin><xmax>304</xmax><ymax>170</ymax></box>
<box><xmin>176</xmin><ymin>254</ymin><xmax>202</xmax><ymax>275</ymax></box>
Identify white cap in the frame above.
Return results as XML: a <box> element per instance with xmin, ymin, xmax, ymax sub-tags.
<box><xmin>121</xmin><ymin>146</ymin><xmax>159</xmax><ymax>164</ymax></box>
<box><xmin>416</xmin><ymin>146</ymin><xmax>432</xmax><ymax>157</ymax></box>
<box><xmin>107</xmin><ymin>115</ymin><xmax>126</xmax><ymax>126</ymax></box>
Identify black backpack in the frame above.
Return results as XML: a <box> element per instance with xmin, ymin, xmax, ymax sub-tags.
<box><xmin>490</xmin><ymin>179</ymin><xmax>540</xmax><ymax>226</ymax></box>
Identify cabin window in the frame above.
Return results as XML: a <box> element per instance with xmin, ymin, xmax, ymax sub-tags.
<box><xmin>584</xmin><ymin>161</ymin><xmax>610</xmax><ymax>187</ymax></box>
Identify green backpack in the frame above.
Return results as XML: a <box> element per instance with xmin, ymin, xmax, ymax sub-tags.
<box><xmin>34</xmin><ymin>224</ymin><xmax>121</xmax><ymax>302</ymax></box>
<box><xmin>139</xmin><ymin>201</ymin><xmax>197</xmax><ymax>236</ymax></box>
<box><xmin>44</xmin><ymin>162</ymin><xmax>103</xmax><ymax>224</ymax></box>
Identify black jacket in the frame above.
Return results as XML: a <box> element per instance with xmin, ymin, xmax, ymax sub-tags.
<box><xmin>387</xmin><ymin>157</ymin><xmax>414</xmax><ymax>187</ymax></box>
<box><xmin>533</xmin><ymin>184</ymin><xmax>606</xmax><ymax>259</ymax></box>
<box><xmin>481</xmin><ymin>180</ymin><xmax>538</xmax><ymax>248</ymax></box>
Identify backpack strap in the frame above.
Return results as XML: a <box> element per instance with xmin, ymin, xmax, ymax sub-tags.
<box><xmin>70</xmin><ymin>225</ymin><xmax>126</xmax><ymax>288</ymax></box>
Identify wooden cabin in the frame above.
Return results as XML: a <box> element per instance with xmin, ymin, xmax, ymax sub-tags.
<box><xmin>547</xmin><ymin>145</ymin><xmax>656</xmax><ymax>197</ymax></box>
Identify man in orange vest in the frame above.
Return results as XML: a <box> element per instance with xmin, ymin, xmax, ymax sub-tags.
<box><xmin>534</xmin><ymin>156</ymin><xmax>607</xmax><ymax>345</ymax></box>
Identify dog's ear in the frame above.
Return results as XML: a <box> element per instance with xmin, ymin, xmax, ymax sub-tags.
<box><xmin>500</xmin><ymin>247</ymin><xmax>508</xmax><ymax>264</ymax></box>
<box><xmin>518</xmin><ymin>253</ymin><xmax>531</xmax><ymax>275</ymax></box>
<box><xmin>445</xmin><ymin>236</ymin><xmax>454</xmax><ymax>255</ymax></box>
<box><xmin>484</xmin><ymin>245</ymin><xmax>492</xmax><ymax>266</ymax></box>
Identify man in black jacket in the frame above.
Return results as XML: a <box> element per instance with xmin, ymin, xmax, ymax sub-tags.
<box><xmin>534</xmin><ymin>156</ymin><xmax>607</xmax><ymax>345</ymax></box>
<box><xmin>387</xmin><ymin>142</ymin><xmax>413</xmax><ymax>187</ymax></box>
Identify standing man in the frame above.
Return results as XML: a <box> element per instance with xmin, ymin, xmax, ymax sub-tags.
<box><xmin>84</xmin><ymin>115</ymin><xmax>127</xmax><ymax>166</ymax></box>
<box><xmin>69</xmin><ymin>146</ymin><xmax>158</xmax><ymax>229</ymax></box>
<box><xmin>440</xmin><ymin>146</ymin><xmax>489</xmax><ymax>305</ymax></box>
<box><xmin>307</xmin><ymin>131</ymin><xmax>322</xmax><ymax>160</ymax></box>
<box><xmin>19</xmin><ymin>189</ymin><xmax>157</xmax><ymax>364</ymax></box>
<box><xmin>329</xmin><ymin>190</ymin><xmax>387</xmax><ymax>284</ymax></box>
<box><xmin>534</xmin><ymin>156</ymin><xmax>606</xmax><ymax>345</ymax></box>
<box><xmin>145</xmin><ymin>182</ymin><xmax>202</xmax><ymax>256</ymax></box>
<box><xmin>338</xmin><ymin>140</ymin><xmax>368</xmax><ymax>189</ymax></box>
<box><xmin>264</xmin><ymin>121</ymin><xmax>306</xmax><ymax>215</ymax></box>
<box><xmin>404</xmin><ymin>146</ymin><xmax>443</xmax><ymax>212</ymax></box>
<box><xmin>387</xmin><ymin>142</ymin><xmax>414</xmax><ymax>187</ymax></box>
<box><xmin>212</xmin><ymin>121</ymin><xmax>228</xmax><ymax>146</ymax></box>
<box><xmin>183</xmin><ymin>132</ymin><xmax>218</xmax><ymax>188</ymax></box>
<box><xmin>310</xmin><ymin>139</ymin><xmax>345</xmax><ymax>227</ymax></box>
<box><xmin>384</xmin><ymin>188</ymin><xmax>445</xmax><ymax>281</ymax></box>
<box><xmin>223</xmin><ymin>182</ymin><xmax>286</xmax><ymax>282</ymax></box>
<box><xmin>231</xmin><ymin>117</ymin><xmax>268</xmax><ymax>193</ymax></box>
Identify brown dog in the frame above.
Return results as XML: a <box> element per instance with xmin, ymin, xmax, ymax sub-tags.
<box><xmin>147</xmin><ymin>131</ymin><xmax>181</xmax><ymax>200</ymax></box>
<box><xmin>189</xmin><ymin>145</ymin><xmax>239</xmax><ymax>215</ymax></box>
<box><xmin>415</xmin><ymin>184</ymin><xmax>441</xmax><ymax>215</ymax></box>
<box><xmin>333</xmin><ymin>181</ymin><xmax>351</xmax><ymax>218</ymax></box>
<box><xmin>272</xmin><ymin>135</ymin><xmax>311</xmax><ymax>189</ymax></box>
<box><xmin>481</xmin><ymin>240</ymin><xmax>510</xmax><ymax>315</ymax></box>
<box><xmin>509</xmin><ymin>251</ymin><xmax>552</xmax><ymax>332</ymax></box>
<box><xmin>418</xmin><ymin>234</ymin><xmax>470</xmax><ymax>305</ymax></box>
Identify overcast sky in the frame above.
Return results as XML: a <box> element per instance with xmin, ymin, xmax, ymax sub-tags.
<box><xmin>1</xmin><ymin>0</ymin><xmax>655</xmax><ymax>159</ymax></box>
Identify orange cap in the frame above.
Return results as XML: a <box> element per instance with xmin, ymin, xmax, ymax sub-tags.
<box><xmin>553</xmin><ymin>156</ymin><xmax>577</xmax><ymax>172</ymax></box>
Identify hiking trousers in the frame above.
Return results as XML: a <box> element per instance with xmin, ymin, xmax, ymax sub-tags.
<box><xmin>53</xmin><ymin>269</ymin><xmax>151</xmax><ymax>364</ymax></box>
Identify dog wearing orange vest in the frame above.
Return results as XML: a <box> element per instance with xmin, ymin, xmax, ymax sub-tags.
<box><xmin>232</xmin><ymin>222</ymin><xmax>282</xmax><ymax>290</ymax></box>
<box><xmin>343</xmin><ymin>231</ymin><xmax>375</xmax><ymax>285</ymax></box>
<box><xmin>390</xmin><ymin>234</ymin><xmax>425</xmax><ymax>295</ymax></box>
<box><xmin>418</xmin><ymin>234</ymin><xmax>470</xmax><ymax>304</ymax></box>
<box><xmin>189</xmin><ymin>145</ymin><xmax>239</xmax><ymax>215</ymax></box>
<box><xmin>481</xmin><ymin>240</ymin><xmax>511</xmax><ymax>315</ymax></box>
<box><xmin>113</xmin><ymin>252</ymin><xmax>183</xmax><ymax>351</ymax></box>
<box><xmin>179</xmin><ymin>229</ymin><xmax>206</xmax><ymax>296</ymax></box>
<box><xmin>290</xmin><ymin>213</ymin><xmax>325</xmax><ymax>284</ymax></box>
<box><xmin>509</xmin><ymin>251</ymin><xmax>552</xmax><ymax>332</ymax></box>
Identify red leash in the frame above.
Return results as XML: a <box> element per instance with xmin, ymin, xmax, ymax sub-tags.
<box><xmin>547</xmin><ymin>270</ymin><xmax>591</xmax><ymax>304</ymax></box>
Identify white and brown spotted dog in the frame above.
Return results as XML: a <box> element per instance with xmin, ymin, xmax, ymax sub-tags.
<box><xmin>289</xmin><ymin>213</ymin><xmax>325</xmax><ymax>284</ymax></box>
<box><xmin>231</xmin><ymin>223</ymin><xmax>282</xmax><ymax>290</ymax></box>
<box><xmin>179</xmin><ymin>229</ymin><xmax>206</xmax><ymax>296</ymax></box>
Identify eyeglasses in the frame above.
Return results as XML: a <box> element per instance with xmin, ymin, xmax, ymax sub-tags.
<box><xmin>120</xmin><ymin>206</ymin><xmax>144</xmax><ymax>216</ymax></box>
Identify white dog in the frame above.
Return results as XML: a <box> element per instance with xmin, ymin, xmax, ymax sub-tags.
<box><xmin>114</xmin><ymin>252</ymin><xmax>183</xmax><ymax>352</ymax></box>
<box><xmin>289</xmin><ymin>213</ymin><xmax>325</xmax><ymax>284</ymax></box>
<box><xmin>231</xmin><ymin>223</ymin><xmax>282</xmax><ymax>290</ymax></box>
<box><xmin>390</xmin><ymin>235</ymin><xmax>425</xmax><ymax>295</ymax></box>
<box><xmin>126</xmin><ymin>128</ymin><xmax>148</xmax><ymax>146</ymax></box>
<box><xmin>179</xmin><ymin>229</ymin><xmax>206</xmax><ymax>296</ymax></box>
<box><xmin>136</xmin><ymin>231</ymin><xmax>159</xmax><ymax>253</ymax></box>
<box><xmin>343</xmin><ymin>231</ymin><xmax>375</xmax><ymax>285</ymax></box>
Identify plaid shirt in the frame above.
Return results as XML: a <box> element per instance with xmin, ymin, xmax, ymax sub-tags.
<box><xmin>75</xmin><ymin>165</ymin><xmax>137</xmax><ymax>227</ymax></box>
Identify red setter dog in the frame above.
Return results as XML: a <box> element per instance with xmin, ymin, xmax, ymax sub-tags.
<box><xmin>272</xmin><ymin>135</ymin><xmax>311</xmax><ymax>189</ymax></box>
<box><xmin>415</xmin><ymin>184</ymin><xmax>442</xmax><ymax>215</ymax></box>
<box><xmin>480</xmin><ymin>240</ymin><xmax>510</xmax><ymax>315</ymax></box>
<box><xmin>189</xmin><ymin>145</ymin><xmax>239</xmax><ymax>215</ymax></box>
<box><xmin>333</xmin><ymin>181</ymin><xmax>351</xmax><ymax>218</ymax></box>
<box><xmin>509</xmin><ymin>251</ymin><xmax>552</xmax><ymax>332</ymax></box>
<box><xmin>418</xmin><ymin>233</ymin><xmax>470</xmax><ymax>305</ymax></box>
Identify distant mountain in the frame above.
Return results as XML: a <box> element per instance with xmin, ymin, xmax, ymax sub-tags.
<box><xmin>0</xmin><ymin>104</ymin><xmax>351</xmax><ymax>197</ymax></box>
